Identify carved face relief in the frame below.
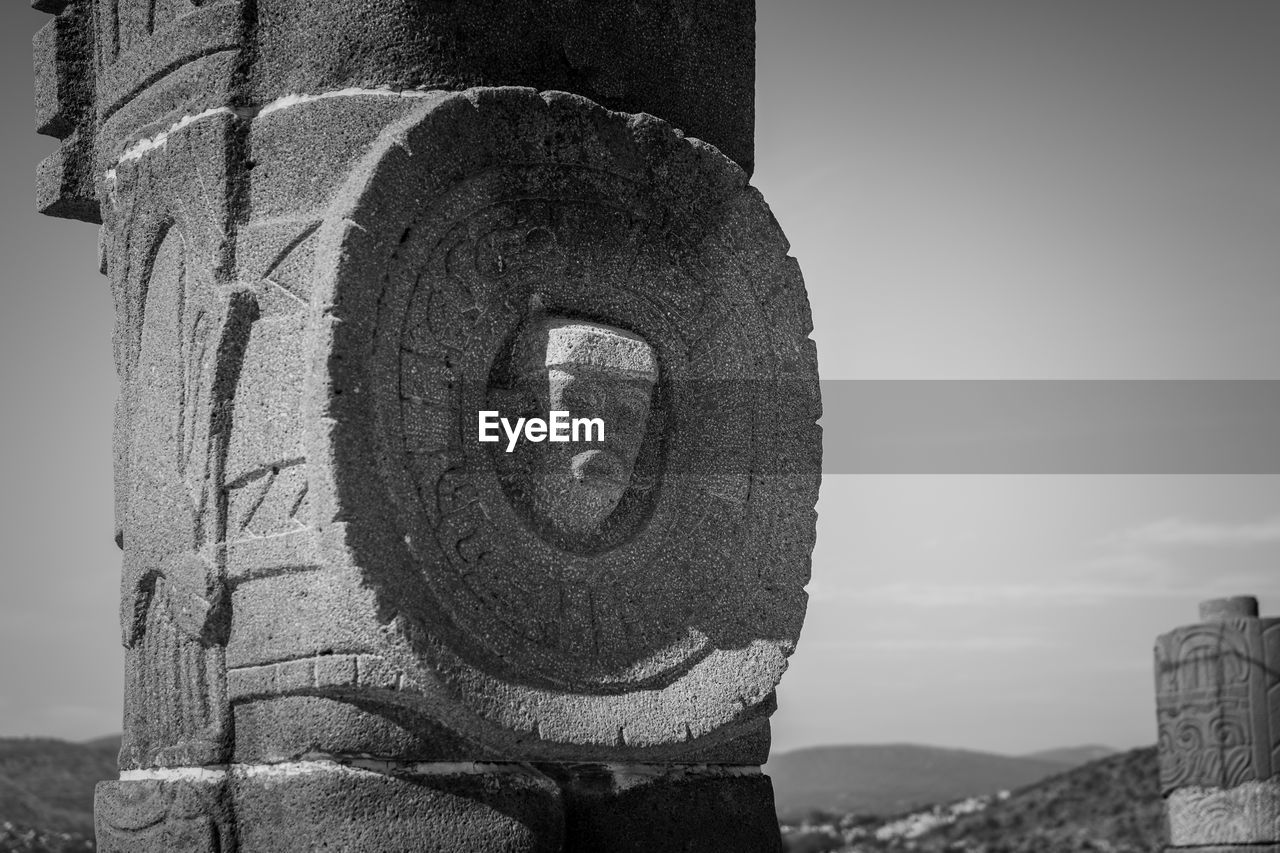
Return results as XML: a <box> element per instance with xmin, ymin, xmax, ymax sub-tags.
<box><xmin>346</xmin><ymin>93</ymin><xmax>817</xmax><ymax>709</ymax></box>
<box><xmin>512</xmin><ymin>317</ymin><xmax>657</xmax><ymax>539</ymax></box>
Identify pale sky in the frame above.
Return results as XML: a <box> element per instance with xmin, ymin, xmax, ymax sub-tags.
<box><xmin>2</xmin><ymin>1</ymin><xmax>1278</xmax><ymax>756</ymax></box>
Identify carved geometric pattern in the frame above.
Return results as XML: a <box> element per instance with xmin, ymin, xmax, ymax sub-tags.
<box><xmin>311</xmin><ymin>90</ymin><xmax>819</xmax><ymax>753</ymax></box>
<box><xmin>1156</xmin><ymin>617</ymin><xmax>1279</xmax><ymax>795</ymax></box>
<box><xmin>1166</xmin><ymin>780</ymin><xmax>1280</xmax><ymax>846</ymax></box>
<box><xmin>227</xmin><ymin>653</ymin><xmax>402</xmax><ymax>701</ymax></box>
<box><xmin>124</xmin><ymin>575</ymin><xmax>225</xmax><ymax>767</ymax></box>
<box><xmin>119</xmin><ymin>222</ymin><xmax>231</xmax><ymax>768</ymax></box>
<box><xmin>378</xmin><ymin>178</ymin><xmax>803</xmax><ymax>691</ymax></box>
<box><xmin>226</xmin><ymin>460</ymin><xmax>309</xmax><ymax>540</ymax></box>
<box><xmin>95</xmin><ymin>777</ymin><xmax>232</xmax><ymax>853</ymax></box>
<box><xmin>241</xmin><ymin>219</ymin><xmax>322</xmax><ymax>317</ymax></box>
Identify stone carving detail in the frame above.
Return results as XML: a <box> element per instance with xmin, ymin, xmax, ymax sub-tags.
<box><xmin>493</xmin><ymin>311</ymin><xmax>660</xmax><ymax>546</ymax></box>
<box><xmin>1156</xmin><ymin>597</ymin><xmax>1280</xmax><ymax>851</ymax></box>
<box><xmin>1167</xmin><ymin>781</ymin><xmax>1280</xmax><ymax>847</ymax></box>
<box><xmin>115</xmin><ymin>220</ymin><xmax>257</xmax><ymax>768</ymax></box>
<box><xmin>308</xmin><ymin>92</ymin><xmax>819</xmax><ymax>728</ymax></box>
<box><xmin>1155</xmin><ymin>620</ymin><xmax>1262</xmax><ymax>793</ymax></box>
<box><xmin>36</xmin><ymin>0</ymin><xmax>809</xmax><ymax>839</ymax></box>
<box><xmin>382</xmin><ymin>192</ymin><xmax>708</xmax><ymax>687</ymax></box>
<box><xmin>95</xmin><ymin>778</ymin><xmax>233</xmax><ymax>853</ymax></box>
<box><xmin>227</xmin><ymin>461</ymin><xmax>309</xmax><ymax>540</ymax></box>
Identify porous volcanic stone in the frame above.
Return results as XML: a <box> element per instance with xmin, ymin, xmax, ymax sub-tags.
<box><xmin>231</xmin><ymin>762</ymin><xmax>564</xmax><ymax>853</ymax></box>
<box><xmin>95</xmin><ymin>777</ymin><xmax>235</xmax><ymax>853</ymax></box>
<box><xmin>301</xmin><ymin>87</ymin><xmax>819</xmax><ymax>762</ymax></box>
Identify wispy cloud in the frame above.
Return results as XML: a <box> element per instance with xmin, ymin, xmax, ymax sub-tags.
<box><xmin>1107</xmin><ymin>516</ymin><xmax>1280</xmax><ymax>549</ymax></box>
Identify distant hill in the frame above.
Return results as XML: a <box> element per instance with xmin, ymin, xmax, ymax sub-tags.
<box><xmin>0</xmin><ymin>736</ymin><xmax>118</xmax><ymax>851</ymax></box>
<box><xmin>913</xmin><ymin>745</ymin><xmax>1163</xmax><ymax>852</ymax></box>
<box><xmin>1021</xmin><ymin>745</ymin><xmax>1117</xmax><ymax>766</ymax></box>
<box><xmin>768</xmin><ymin>743</ymin><xmax>1074</xmax><ymax>820</ymax></box>
<box><xmin>76</xmin><ymin>737</ymin><xmax>120</xmax><ymax>758</ymax></box>
<box><xmin>779</xmin><ymin>745</ymin><xmax>1162</xmax><ymax>852</ymax></box>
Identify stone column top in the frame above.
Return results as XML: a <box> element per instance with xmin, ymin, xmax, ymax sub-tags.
<box><xmin>1199</xmin><ymin>596</ymin><xmax>1261</xmax><ymax>621</ymax></box>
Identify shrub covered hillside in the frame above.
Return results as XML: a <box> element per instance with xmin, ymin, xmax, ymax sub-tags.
<box><xmin>0</xmin><ymin>738</ymin><xmax>117</xmax><ymax>852</ymax></box>
<box><xmin>918</xmin><ymin>746</ymin><xmax>1163</xmax><ymax>853</ymax></box>
<box><xmin>782</xmin><ymin>746</ymin><xmax>1164</xmax><ymax>853</ymax></box>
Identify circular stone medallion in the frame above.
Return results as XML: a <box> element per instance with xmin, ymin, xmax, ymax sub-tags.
<box><xmin>313</xmin><ymin>89</ymin><xmax>820</xmax><ymax>740</ymax></box>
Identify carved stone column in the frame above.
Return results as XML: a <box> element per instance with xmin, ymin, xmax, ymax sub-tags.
<box><xmin>33</xmin><ymin>2</ymin><xmax>820</xmax><ymax>850</ymax></box>
<box><xmin>1156</xmin><ymin>596</ymin><xmax>1280</xmax><ymax>853</ymax></box>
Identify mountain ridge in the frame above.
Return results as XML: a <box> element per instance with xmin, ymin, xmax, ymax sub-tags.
<box><xmin>768</xmin><ymin>742</ymin><xmax>1092</xmax><ymax>819</ymax></box>
<box><xmin>0</xmin><ymin>736</ymin><xmax>118</xmax><ymax>839</ymax></box>
<box><xmin>779</xmin><ymin>745</ymin><xmax>1163</xmax><ymax>852</ymax></box>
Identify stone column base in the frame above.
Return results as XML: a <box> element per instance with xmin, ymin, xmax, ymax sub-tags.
<box><xmin>94</xmin><ymin>772</ymin><xmax>234</xmax><ymax>853</ymax></box>
<box><xmin>1166</xmin><ymin>780</ymin><xmax>1280</xmax><ymax>849</ymax></box>
<box><xmin>96</xmin><ymin>762</ymin><xmax>563</xmax><ymax>853</ymax></box>
<box><xmin>96</xmin><ymin>762</ymin><xmax>782</xmax><ymax>852</ymax></box>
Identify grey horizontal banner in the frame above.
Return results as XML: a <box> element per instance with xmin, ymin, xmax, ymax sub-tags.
<box><xmin>823</xmin><ymin>380</ymin><xmax>1280</xmax><ymax>474</ymax></box>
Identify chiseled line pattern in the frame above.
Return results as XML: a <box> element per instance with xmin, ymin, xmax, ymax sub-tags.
<box><xmin>226</xmin><ymin>652</ymin><xmax>403</xmax><ymax>700</ymax></box>
<box><xmin>1166</xmin><ymin>780</ymin><xmax>1280</xmax><ymax>846</ymax></box>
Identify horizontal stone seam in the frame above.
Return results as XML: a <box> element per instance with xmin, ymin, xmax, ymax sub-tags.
<box><xmin>1167</xmin><ymin>781</ymin><xmax>1280</xmax><ymax>794</ymax></box>
<box><xmin>117</xmin><ymin>760</ymin><xmax>765</xmax><ymax>782</ymax></box>
<box><xmin>119</xmin><ymin>761</ymin><xmax>536</xmax><ymax>782</ymax></box>
<box><xmin>101</xmin><ymin>87</ymin><xmax>449</xmax><ymax>177</ymax></box>
<box><xmin>104</xmin><ymin>105</ymin><xmax>248</xmax><ymax>185</ymax></box>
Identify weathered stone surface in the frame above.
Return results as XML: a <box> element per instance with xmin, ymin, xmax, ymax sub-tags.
<box><xmin>95</xmin><ymin>776</ymin><xmax>234</xmax><ymax>853</ymax></box>
<box><xmin>35</xmin><ymin>128</ymin><xmax>98</xmax><ymax>223</ymax></box>
<box><xmin>1200</xmin><ymin>596</ymin><xmax>1261</xmax><ymax>621</ymax></box>
<box><xmin>1158</xmin><ymin>597</ymin><xmax>1280</xmax><ymax>851</ymax></box>
<box><xmin>32</xmin><ymin>1</ymin><xmax>93</xmax><ymax>140</ymax></box>
<box><xmin>1167</xmin><ymin>780</ymin><xmax>1280</xmax><ymax>845</ymax></box>
<box><xmin>1155</xmin><ymin>599</ymin><xmax>1280</xmax><ymax>794</ymax></box>
<box><xmin>231</xmin><ymin>762</ymin><xmax>564</xmax><ymax>853</ymax></box>
<box><xmin>94</xmin><ymin>50</ymin><xmax>243</xmax><ymax>182</ymax></box>
<box><xmin>231</xmin><ymin>696</ymin><xmax>501</xmax><ymax>764</ymax></box>
<box><xmin>37</xmin><ymin>2</ymin><xmax>814</xmax><ymax>846</ymax></box>
<box><xmin>103</xmin><ymin>111</ymin><xmax>246</xmax><ymax>773</ymax></box>
<box><xmin>249</xmin><ymin>0</ymin><xmax>756</xmax><ymax>172</ymax></box>
<box><xmin>99</xmin><ymin>765</ymin><xmax>566</xmax><ymax>852</ymax></box>
<box><xmin>33</xmin><ymin>1</ymin><xmax>98</xmax><ymax>221</ymax></box>
<box><xmin>303</xmin><ymin>87</ymin><xmax>819</xmax><ymax>761</ymax></box>
<box><xmin>94</xmin><ymin>0</ymin><xmax>244</xmax><ymax>124</ymax></box>
<box><xmin>38</xmin><ymin>0</ymin><xmax>753</xmax><ymax>219</ymax></box>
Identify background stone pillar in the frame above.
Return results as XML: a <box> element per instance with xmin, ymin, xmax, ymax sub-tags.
<box><xmin>33</xmin><ymin>2</ymin><xmax>819</xmax><ymax>851</ymax></box>
<box><xmin>1155</xmin><ymin>596</ymin><xmax>1280</xmax><ymax>853</ymax></box>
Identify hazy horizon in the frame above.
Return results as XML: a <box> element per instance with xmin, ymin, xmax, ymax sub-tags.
<box><xmin>2</xmin><ymin>1</ymin><xmax>1277</xmax><ymax>759</ymax></box>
